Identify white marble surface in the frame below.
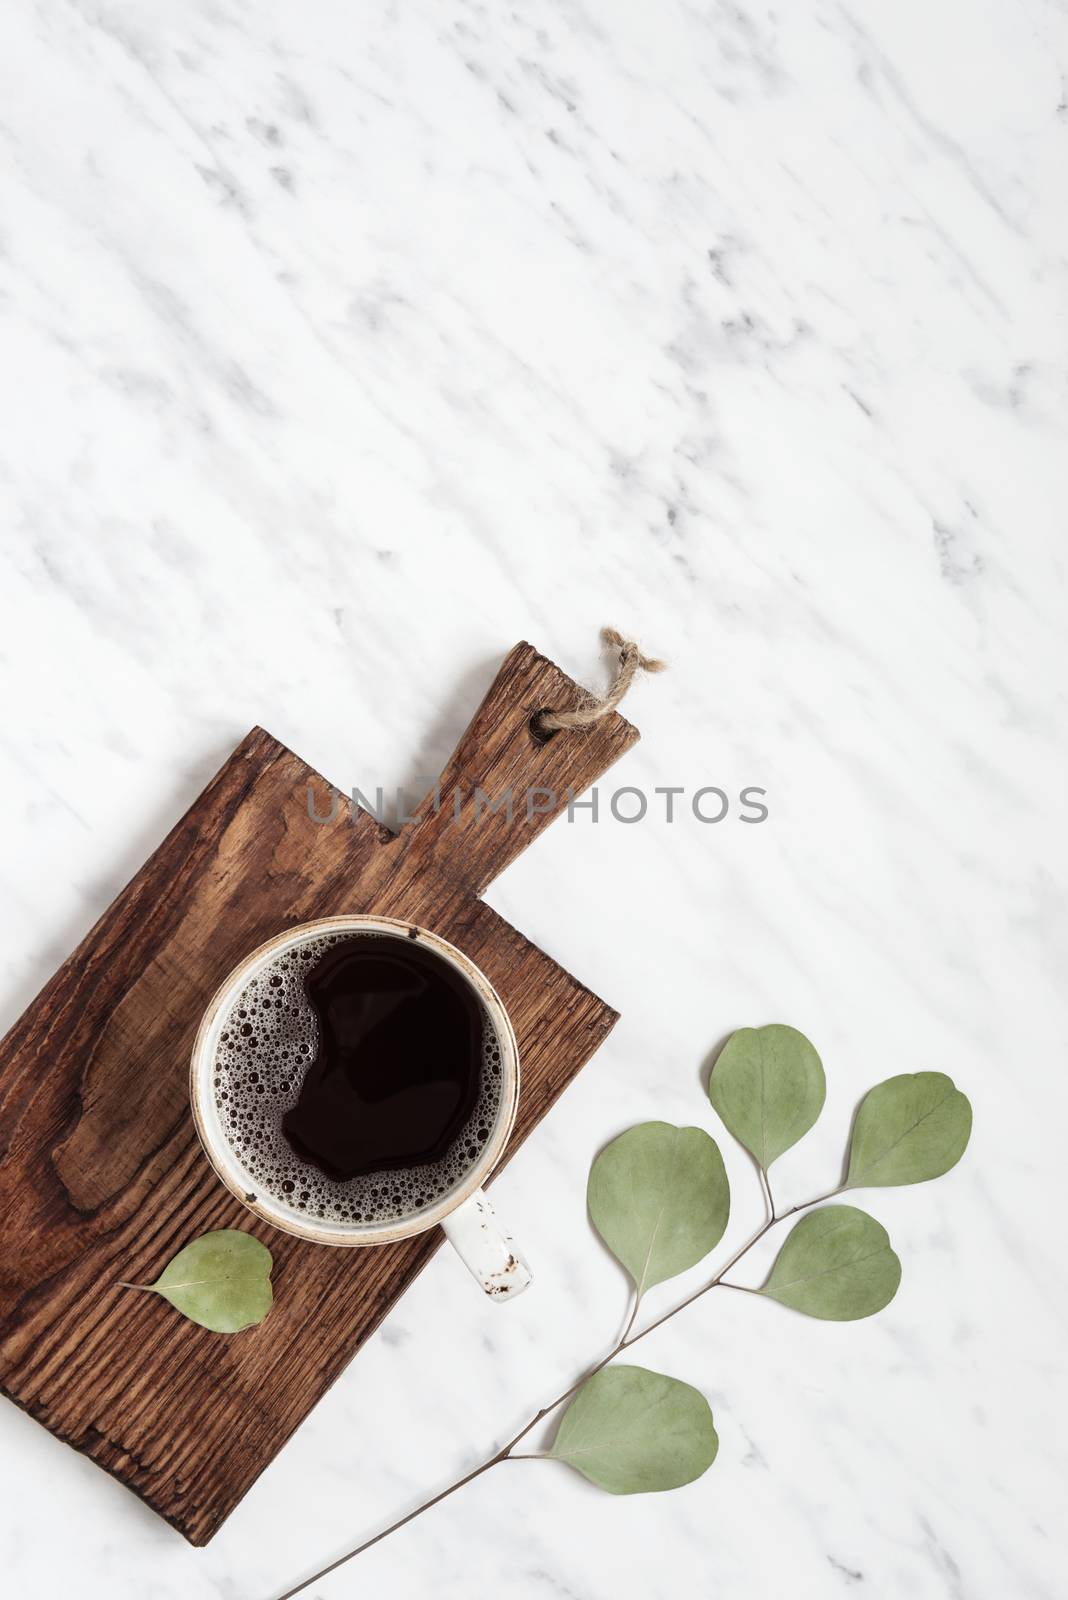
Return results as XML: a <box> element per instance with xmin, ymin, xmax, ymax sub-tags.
<box><xmin>1</xmin><ymin>0</ymin><xmax>1066</xmax><ymax>1595</ymax></box>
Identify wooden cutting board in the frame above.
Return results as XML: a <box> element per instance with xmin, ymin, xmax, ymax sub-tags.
<box><xmin>0</xmin><ymin>642</ymin><xmax>639</xmax><ymax>1545</ymax></box>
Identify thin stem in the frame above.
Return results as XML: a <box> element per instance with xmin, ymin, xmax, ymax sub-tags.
<box><xmin>272</xmin><ymin>1314</ymin><xmax>634</xmax><ymax>1600</ymax></box>
<box><xmin>621</xmin><ymin>1183</ymin><xmax>844</xmax><ymax>1351</ymax></box>
<box><xmin>271</xmin><ymin>1181</ymin><xmax>846</xmax><ymax>1599</ymax></box>
<box><xmin>501</xmin><ymin>1290</ymin><xmax>638</xmax><ymax>1457</ymax></box>
<box><xmin>272</xmin><ymin>1447</ymin><xmax>522</xmax><ymax>1600</ymax></box>
<box><xmin>757</xmin><ymin>1164</ymin><xmax>775</xmax><ymax>1223</ymax></box>
<box><xmin>619</xmin><ymin>1292</ymin><xmax>641</xmax><ymax>1345</ymax></box>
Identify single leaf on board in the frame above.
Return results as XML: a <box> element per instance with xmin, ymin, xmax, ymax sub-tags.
<box><xmin>587</xmin><ymin>1122</ymin><xmax>729</xmax><ymax>1300</ymax></box>
<box><xmin>846</xmin><ymin>1072</ymin><xmax>972</xmax><ymax>1188</ymax></box>
<box><xmin>760</xmin><ymin>1205</ymin><xmax>901</xmax><ymax>1320</ymax></box>
<box><xmin>549</xmin><ymin>1365</ymin><xmax>718</xmax><ymax>1493</ymax></box>
<box><xmin>709</xmin><ymin>1024</ymin><xmax>826</xmax><ymax>1171</ymax></box>
<box><xmin>126</xmin><ymin>1229</ymin><xmax>274</xmax><ymax>1333</ymax></box>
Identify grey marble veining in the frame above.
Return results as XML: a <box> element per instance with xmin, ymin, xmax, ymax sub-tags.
<box><xmin>0</xmin><ymin>0</ymin><xmax>1066</xmax><ymax>1596</ymax></box>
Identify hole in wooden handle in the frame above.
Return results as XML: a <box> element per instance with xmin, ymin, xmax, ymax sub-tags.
<box><xmin>529</xmin><ymin>708</ymin><xmax>560</xmax><ymax>745</ymax></box>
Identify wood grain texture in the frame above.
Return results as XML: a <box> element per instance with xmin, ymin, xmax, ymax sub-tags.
<box><xmin>0</xmin><ymin>642</ymin><xmax>639</xmax><ymax>1544</ymax></box>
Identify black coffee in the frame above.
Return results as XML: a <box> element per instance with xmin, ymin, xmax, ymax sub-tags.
<box><xmin>212</xmin><ymin>930</ymin><xmax>502</xmax><ymax>1226</ymax></box>
<box><xmin>281</xmin><ymin>935</ymin><xmax>483</xmax><ymax>1180</ymax></box>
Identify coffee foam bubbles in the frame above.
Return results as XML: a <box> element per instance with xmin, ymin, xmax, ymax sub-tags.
<box><xmin>211</xmin><ymin>932</ymin><xmax>503</xmax><ymax>1226</ymax></box>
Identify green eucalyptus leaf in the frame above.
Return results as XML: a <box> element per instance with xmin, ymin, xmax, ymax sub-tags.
<box><xmin>549</xmin><ymin>1365</ymin><xmax>718</xmax><ymax>1493</ymax></box>
<box><xmin>709</xmin><ymin>1024</ymin><xmax>826</xmax><ymax>1171</ymax></box>
<box><xmin>587</xmin><ymin>1122</ymin><xmax>729</xmax><ymax>1300</ymax></box>
<box><xmin>846</xmin><ymin>1072</ymin><xmax>972</xmax><ymax>1188</ymax></box>
<box><xmin>760</xmin><ymin>1204</ymin><xmax>901</xmax><ymax>1320</ymax></box>
<box><xmin>128</xmin><ymin>1229</ymin><xmax>274</xmax><ymax>1333</ymax></box>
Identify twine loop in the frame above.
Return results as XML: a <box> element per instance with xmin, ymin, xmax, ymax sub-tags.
<box><xmin>533</xmin><ymin>627</ymin><xmax>665</xmax><ymax>736</ymax></box>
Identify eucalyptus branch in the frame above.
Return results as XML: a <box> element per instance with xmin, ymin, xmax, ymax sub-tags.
<box><xmin>273</xmin><ymin>1032</ymin><xmax>973</xmax><ymax>1600</ymax></box>
<box><xmin>272</xmin><ymin>1179</ymin><xmax>840</xmax><ymax>1600</ymax></box>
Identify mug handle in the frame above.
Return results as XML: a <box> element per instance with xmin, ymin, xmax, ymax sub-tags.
<box><xmin>441</xmin><ymin>1189</ymin><xmax>533</xmax><ymax>1300</ymax></box>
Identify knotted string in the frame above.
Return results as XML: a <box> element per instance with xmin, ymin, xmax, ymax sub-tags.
<box><xmin>533</xmin><ymin>627</ymin><xmax>665</xmax><ymax>735</ymax></box>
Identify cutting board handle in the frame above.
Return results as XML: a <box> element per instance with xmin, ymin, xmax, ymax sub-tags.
<box><xmin>394</xmin><ymin>641</ymin><xmax>640</xmax><ymax>895</ymax></box>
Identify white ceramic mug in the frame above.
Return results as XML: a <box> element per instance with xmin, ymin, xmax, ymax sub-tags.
<box><xmin>190</xmin><ymin>914</ymin><xmax>532</xmax><ymax>1299</ymax></box>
